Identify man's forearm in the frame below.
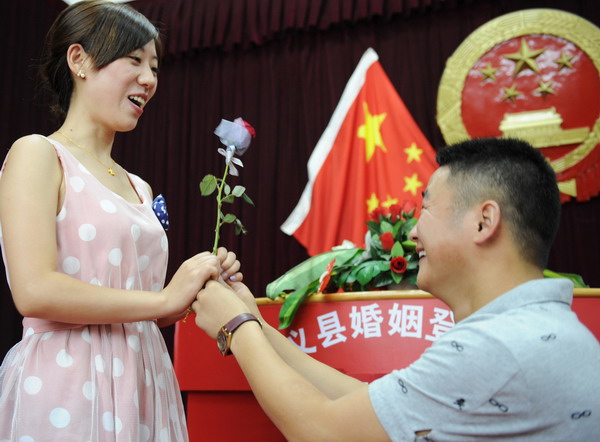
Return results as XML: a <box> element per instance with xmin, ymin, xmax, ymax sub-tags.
<box><xmin>230</xmin><ymin>321</ymin><xmax>388</xmax><ymax>442</ymax></box>
<box><xmin>262</xmin><ymin>323</ymin><xmax>365</xmax><ymax>398</ymax></box>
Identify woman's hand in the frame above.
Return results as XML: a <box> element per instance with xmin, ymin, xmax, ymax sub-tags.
<box><xmin>161</xmin><ymin>252</ymin><xmax>220</xmax><ymax>316</ymax></box>
<box><xmin>216</xmin><ymin>247</ymin><xmax>243</xmax><ymax>282</ymax></box>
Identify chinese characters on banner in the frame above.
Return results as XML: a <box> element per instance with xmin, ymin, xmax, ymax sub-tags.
<box><xmin>287</xmin><ymin>302</ymin><xmax>455</xmax><ymax>354</ymax></box>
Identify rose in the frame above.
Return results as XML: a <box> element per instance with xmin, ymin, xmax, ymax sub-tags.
<box><xmin>389</xmin><ymin>203</ymin><xmax>403</xmax><ymax>221</ymax></box>
<box><xmin>239</xmin><ymin>119</ymin><xmax>256</xmax><ymax>138</ymax></box>
<box><xmin>401</xmin><ymin>200</ymin><xmax>417</xmax><ymax>216</ymax></box>
<box><xmin>201</xmin><ymin>117</ymin><xmax>255</xmax><ymax>253</ymax></box>
<box><xmin>390</xmin><ymin>256</ymin><xmax>408</xmax><ymax>274</ymax></box>
<box><xmin>380</xmin><ymin>232</ymin><xmax>395</xmax><ymax>251</ymax></box>
<box><xmin>369</xmin><ymin>207</ymin><xmax>387</xmax><ymax>221</ymax></box>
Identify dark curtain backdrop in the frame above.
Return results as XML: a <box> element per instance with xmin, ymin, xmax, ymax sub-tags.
<box><xmin>1</xmin><ymin>0</ymin><xmax>599</xmax><ymax>360</ymax></box>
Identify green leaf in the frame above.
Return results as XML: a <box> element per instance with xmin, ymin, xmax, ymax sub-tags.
<box><xmin>199</xmin><ymin>175</ymin><xmax>217</xmax><ymax>196</ymax></box>
<box><xmin>543</xmin><ymin>269</ymin><xmax>589</xmax><ymax>288</ymax></box>
<box><xmin>242</xmin><ymin>193</ymin><xmax>255</xmax><ymax>206</ymax></box>
<box><xmin>224</xmin><ymin>183</ymin><xmax>231</xmax><ymax>195</ymax></box>
<box><xmin>391</xmin><ymin>271</ymin><xmax>403</xmax><ymax>284</ymax></box>
<box><xmin>222</xmin><ymin>195</ymin><xmax>235</xmax><ymax>204</ymax></box>
<box><xmin>222</xmin><ymin>214</ymin><xmax>236</xmax><ymax>223</ymax></box>
<box><xmin>352</xmin><ymin>260</ymin><xmax>386</xmax><ymax>286</ymax></box>
<box><xmin>266</xmin><ymin>248</ymin><xmax>363</xmax><ymax>299</ymax></box>
<box><xmin>366</xmin><ymin>221</ymin><xmax>381</xmax><ymax>235</ymax></box>
<box><xmin>392</xmin><ymin>221</ymin><xmax>403</xmax><ymax>237</ymax></box>
<box><xmin>372</xmin><ymin>272</ymin><xmax>394</xmax><ymax>287</ymax></box>
<box><xmin>391</xmin><ymin>241</ymin><xmax>404</xmax><ymax>258</ymax></box>
<box><xmin>232</xmin><ymin>185</ymin><xmax>246</xmax><ymax>197</ymax></box>
<box><xmin>380</xmin><ymin>220</ymin><xmax>394</xmax><ymax>234</ymax></box>
<box><xmin>405</xmin><ymin>273</ymin><xmax>418</xmax><ymax>285</ymax></box>
<box><xmin>401</xmin><ymin>240</ymin><xmax>416</xmax><ymax>251</ymax></box>
<box><xmin>401</xmin><ymin>218</ymin><xmax>418</xmax><ymax>236</ymax></box>
<box><xmin>369</xmin><ymin>235</ymin><xmax>383</xmax><ymax>259</ymax></box>
<box><xmin>234</xmin><ymin>218</ymin><xmax>247</xmax><ymax>235</ymax></box>
<box><xmin>407</xmin><ymin>259</ymin><xmax>419</xmax><ymax>270</ymax></box>
<box><xmin>278</xmin><ymin>281</ymin><xmax>319</xmax><ymax>329</ymax></box>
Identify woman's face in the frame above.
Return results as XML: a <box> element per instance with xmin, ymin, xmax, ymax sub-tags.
<box><xmin>79</xmin><ymin>40</ymin><xmax>159</xmax><ymax>132</ymax></box>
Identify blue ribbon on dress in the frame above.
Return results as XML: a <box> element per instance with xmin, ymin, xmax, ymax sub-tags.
<box><xmin>152</xmin><ymin>194</ymin><xmax>169</xmax><ymax>231</ymax></box>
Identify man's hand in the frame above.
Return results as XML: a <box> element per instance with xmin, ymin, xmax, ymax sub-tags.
<box><xmin>192</xmin><ymin>280</ymin><xmax>250</xmax><ymax>338</ymax></box>
<box><xmin>226</xmin><ymin>281</ymin><xmax>264</xmax><ymax>322</ymax></box>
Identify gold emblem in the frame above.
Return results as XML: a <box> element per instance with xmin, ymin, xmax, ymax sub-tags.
<box><xmin>437</xmin><ymin>9</ymin><xmax>600</xmax><ymax>200</ymax></box>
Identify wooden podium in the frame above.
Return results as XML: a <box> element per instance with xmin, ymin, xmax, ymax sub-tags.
<box><xmin>174</xmin><ymin>289</ymin><xmax>600</xmax><ymax>441</ymax></box>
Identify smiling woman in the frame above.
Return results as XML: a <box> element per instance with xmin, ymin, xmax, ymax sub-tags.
<box><xmin>0</xmin><ymin>1</ymin><xmax>235</xmax><ymax>441</ymax></box>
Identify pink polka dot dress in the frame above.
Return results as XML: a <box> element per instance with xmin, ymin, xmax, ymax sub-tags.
<box><xmin>0</xmin><ymin>137</ymin><xmax>188</xmax><ymax>441</ymax></box>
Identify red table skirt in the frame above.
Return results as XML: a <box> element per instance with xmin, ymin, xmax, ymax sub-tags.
<box><xmin>175</xmin><ymin>290</ymin><xmax>600</xmax><ymax>441</ymax></box>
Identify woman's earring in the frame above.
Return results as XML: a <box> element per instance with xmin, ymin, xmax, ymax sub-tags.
<box><xmin>77</xmin><ymin>70</ymin><xmax>86</xmax><ymax>79</ymax></box>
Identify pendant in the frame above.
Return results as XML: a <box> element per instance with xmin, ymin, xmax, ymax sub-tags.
<box><xmin>108</xmin><ymin>168</ymin><xmax>116</xmax><ymax>176</ymax></box>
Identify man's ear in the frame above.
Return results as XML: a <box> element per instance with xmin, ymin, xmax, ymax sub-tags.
<box><xmin>473</xmin><ymin>200</ymin><xmax>501</xmax><ymax>244</ymax></box>
<box><xmin>66</xmin><ymin>43</ymin><xmax>89</xmax><ymax>77</ymax></box>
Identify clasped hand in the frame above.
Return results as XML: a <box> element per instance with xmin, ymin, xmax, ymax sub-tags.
<box><xmin>161</xmin><ymin>247</ymin><xmax>243</xmax><ymax>319</ymax></box>
<box><xmin>192</xmin><ymin>277</ymin><xmax>263</xmax><ymax>340</ymax></box>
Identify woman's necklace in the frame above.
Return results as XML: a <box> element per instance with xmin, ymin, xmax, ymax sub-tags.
<box><xmin>57</xmin><ymin>130</ymin><xmax>117</xmax><ymax>176</ymax></box>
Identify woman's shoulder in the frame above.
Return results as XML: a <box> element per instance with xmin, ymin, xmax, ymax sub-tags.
<box><xmin>10</xmin><ymin>134</ymin><xmax>57</xmax><ymax>154</ymax></box>
<box><xmin>4</xmin><ymin>134</ymin><xmax>62</xmax><ymax>173</ymax></box>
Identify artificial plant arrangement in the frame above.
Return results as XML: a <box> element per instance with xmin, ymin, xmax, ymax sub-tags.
<box><xmin>267</xmin><ymin>201</ymin><xmax>420</xmax><ymax>329</ymax></box>
<box><xmin>266</xmin><ymin>200</ymin><xmax>589</xmax><ymax>329</ymax></box>
<box><xmin>200</xmin><ymin>118</ymin><xmax>255</xmax><ymax>253</ymax></box>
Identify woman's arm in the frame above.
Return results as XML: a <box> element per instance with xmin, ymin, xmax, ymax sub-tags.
<box><xmin>0</xmin><ymin>136</ymin><xmax>219</xmax><ymax>324</ymax></box>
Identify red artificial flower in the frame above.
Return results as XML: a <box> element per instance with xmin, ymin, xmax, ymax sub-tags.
<box><xmin>239</xmin><ymin>119</ymin><xmax>256</xmax><ymax>138</ymax></box>
<box><xmin>389</xmin><ymin>204</ymin><xmax>403</xmax><ymax>221</ymax></box>
<box><xmin>369</xmin><ymin>207</ymin><xmax>387</xmax><ymax>221</ymax></box>
<box><xmin>401</xmin><ymin>200</ymin><xmax>417</xmax><ymax>216</ymax></box>
<box><xmin>317</xmin><ymin>258</ymin><xmax>336</xmax><ymax>293</ymax></box>
<box><xmin>390</xmin><ymin>256</ymin><xmax>408</xmax><ymax>274</ymax></box>
<box><xmin>380</xmin><ymin>232</ymin><xmax>395</xmax><ymax>251</ymax></box>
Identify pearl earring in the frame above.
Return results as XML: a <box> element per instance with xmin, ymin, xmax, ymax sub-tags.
<box><xmin>77</xmin><ymin>70</ymin><xmax>86</xmax><ymax>79</ymax></box>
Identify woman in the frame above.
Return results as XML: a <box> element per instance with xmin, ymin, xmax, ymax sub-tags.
<box><xmin>0</xmin><ymin>1</ymin><xmax>237</xmax><ymax>440</ymax></box>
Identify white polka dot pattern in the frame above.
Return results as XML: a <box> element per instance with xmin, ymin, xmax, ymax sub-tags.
<box><xmin>56</xmin><ymin>349</ymin><xmax>73</xmax><ymax>368</ymax></box>
<box><xmin>62</xmin><ymin>257</ymin><xmax>80</xmax><ymax>275</ymax></box>
<box><xmin>23</xmin><ymin>377</ymin><xmax>42</xmax><ymax>395</ymax></box>
<box><xmin>49</xmin><ymin>408</ymin><xmax>70</xmax><ymax>428</ymax></box>
<box><xmin>69</xmin><ymin>176</ymin><xmax>85</xmax><ymax>192</ymax></box>
<box><xmin>78</xmin><ymin>224</ymin><xmax>97</xmax><ymax>241</ymax></box>
<box><xmin>108</xmin><ymin>248</ymin><xmax>123</xmax><ymax>266</ymax></box>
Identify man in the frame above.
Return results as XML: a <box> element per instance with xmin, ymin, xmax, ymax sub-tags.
<box><xmin>193</xmin><ymin>138</ymin><xmax>600</xmax><ymax>441</ymax></box>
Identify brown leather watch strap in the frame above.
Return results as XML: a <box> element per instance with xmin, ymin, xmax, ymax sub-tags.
<box><xmin>223</xmin><ymin>313</ymin><xmax>262</xmax><ymax>334</ymax></box>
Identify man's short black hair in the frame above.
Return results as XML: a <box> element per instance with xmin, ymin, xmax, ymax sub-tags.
<box><xmin>437</xmin><ymin>137</ymin><xmax>561</xmax><ymax>268</ymax></box>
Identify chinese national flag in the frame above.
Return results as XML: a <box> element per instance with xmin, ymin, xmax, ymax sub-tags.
<box><xmin>281</xmin><ymin>48</ymin><xmax>438</xmax><ymax>256</ymax></box>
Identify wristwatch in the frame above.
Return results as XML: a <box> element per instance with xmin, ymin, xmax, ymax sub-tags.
<box><xmin>217</xmin><ymin>313</ymin><xmax>262</xmax><ymax>356</ymax></box>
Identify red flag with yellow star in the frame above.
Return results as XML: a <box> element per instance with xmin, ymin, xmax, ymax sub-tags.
<box><xmin>281</xmin><ymin>48</ymin><xmax>437</xmax><ymax>256</ymax></box>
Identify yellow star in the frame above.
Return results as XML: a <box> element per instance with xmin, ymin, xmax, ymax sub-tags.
<box><xmin>404</xmin><ymin>142</ymin><xmax>423</xmax><ymax>163</ymax></box>
<box><xmin>479</xmin><ymin>63</ymin><xmax>499</xmax><ymax>82</ymax></box>
<box><xmin>504</xmin><ymin>38</ymin><xmax>545</xmax><ymax>75</ymax></box>
<box><xmin>534</xmin><ymin>80</ymin><xmax>556</xmax><ymax>97</ymax></box>
<box><xmin>403</xmin><ymin>173</ymin><xmax>423</xmax><ymax>196</ymax></box>
<box><xmin>366</xmin><ymin>193</ymin><xmax>380</xmax><ymax>214</ymax></box>
<box><xmin>382</xmin><ymin>194</ymin><xmax>398</xmax><ymax>208</ymax></box>
<box><xmin>501</xmin><ymin>83</ymin><xmax>523</xmax><ymax>103</ymax></box>
<box><xmin>555</xmin><ymin>51</ymin><xmax>574</xmax><ymax>70</ymax></box>
<box><xmin>357</xmin><ymin>102</ymin><xmax>387</xmax><ymax>162</ymax></box>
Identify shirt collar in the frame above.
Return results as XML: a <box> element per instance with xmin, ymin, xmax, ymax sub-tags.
<box><xmin>465</xmin><ymin>278</ymin><xmax>574</xmax><ymax>320</ymax></box>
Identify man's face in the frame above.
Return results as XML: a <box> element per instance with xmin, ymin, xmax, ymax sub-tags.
<box><xmin>410</xmin><ymin>167</ymin><xmax>470</xmax><ymax>296</ymax></box>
